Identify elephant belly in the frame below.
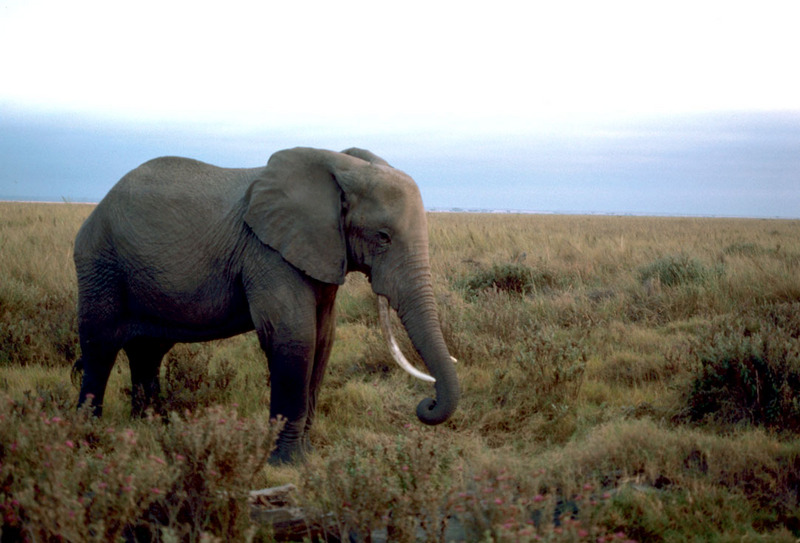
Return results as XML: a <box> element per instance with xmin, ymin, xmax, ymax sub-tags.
<box><xmin>125</xmin><ymin>278</ymin><xmax>254</xmax><ymax>342</ymax></box>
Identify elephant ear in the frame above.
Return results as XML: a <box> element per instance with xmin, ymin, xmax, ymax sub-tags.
<box><xmin>341</xmin><ymin>147</ymin><xmax>392</xmax><ymax>167</ymax></box>
<box><xmin>244</xmin><ymin>148</ymin><xmax>347</xmax><ymax>285</ymax></box>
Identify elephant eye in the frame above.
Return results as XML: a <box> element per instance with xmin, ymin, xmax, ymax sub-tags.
<box><xmin>377</xmin><ymin>229</ymin><xmax>392</xmax><ymax>245</ymax></box>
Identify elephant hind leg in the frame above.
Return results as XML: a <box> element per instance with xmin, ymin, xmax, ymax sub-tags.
<box><xmin>76</xmin><ymin>265</ymin><xmax>127</xmax><ymax>415</ymax></box>
<box><xmin>77</xmin><ymin>339</ymin><xmax>121</xmax><ymax>416</ymax></box>
<box><xmin>125</xmin><ymin>337</ymin><xmax>174</xmax><ymax>417</ymax></box>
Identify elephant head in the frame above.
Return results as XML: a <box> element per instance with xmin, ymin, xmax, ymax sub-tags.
<box><xmin>243</xmin><ymin>147</ymin><xmax>459</xmax><ymax>426</ymax></box>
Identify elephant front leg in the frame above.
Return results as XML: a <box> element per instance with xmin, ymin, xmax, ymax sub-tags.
<box><xmin>246</xmin><ymin>264</ymin><xmax>324</xmax><ymax>464</ymax></box>
<box><xmin>264</xmin><ymin>335</ymin><xmax>316</xmax><ymax>464</ymax></box>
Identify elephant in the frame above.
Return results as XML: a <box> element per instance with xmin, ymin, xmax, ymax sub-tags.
<box><xmin>72</xmin><ymin>146</ymin><xmax>460</xmax><ymax>463</ymax></box>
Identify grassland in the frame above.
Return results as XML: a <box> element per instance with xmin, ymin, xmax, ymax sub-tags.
<box><xmin>1</xmin><ymin>201</ymin><xmax>799</xmax><ymax>541</ymax></box>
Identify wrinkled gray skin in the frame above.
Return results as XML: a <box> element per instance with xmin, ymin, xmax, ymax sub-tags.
<box><xmin>73</xmin><ymin>147</ymin><xmax>459</xmax><ymax>463</ymax></box>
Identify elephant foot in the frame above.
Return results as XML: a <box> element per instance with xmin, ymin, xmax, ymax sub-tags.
<box><xmin>268</xmin><ymin>432</ymin><xmax>314</xmax><ymax>465</ymax></box>
<box><xmin>269</xmin><ymin>443</ymin><xmax>304</xmax><ymax>465</ymax></box>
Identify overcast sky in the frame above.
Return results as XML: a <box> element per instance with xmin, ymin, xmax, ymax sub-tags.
<box><xmin>1</xmin><ymin>0</ymin><xmax>799</xmax><ymax>217</ymax></box>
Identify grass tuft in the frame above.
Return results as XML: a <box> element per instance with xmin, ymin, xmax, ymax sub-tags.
<box><xmin>479</xmin><ymin>331</ymin><xmax>587</xmax><ymax>441</ymax></box>
<box><xmin>638</xmin><ymin>253</ymin><xmax>720</xmax><ymax>288</ymax></box>
<box><xmin>683</xmin><ymin>302</ymin><xmax>800</xmax><ymax>430</ymax></box>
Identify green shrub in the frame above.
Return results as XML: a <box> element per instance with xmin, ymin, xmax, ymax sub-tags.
<box><xmin>457</xmin><ymin>263</ymin><xmax>562</xmax><ymax>298</ymax></box>
<box><xmin>684</xmin><ymin>303</ymin><xmax>800</xmax><ymax>430</ymax></box>
<box><xmin>638</xmin><ymin>254</ymin><xmax>719</xmax><ymax>288</ymax></box>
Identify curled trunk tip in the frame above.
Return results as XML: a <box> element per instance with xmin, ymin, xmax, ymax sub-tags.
<box><xmin>376</xmin><ymin>295</ymin><xmax>459</xmax><ymax>426</ymax></box>
<box><xmin>416</xmin><ymin>395</ymin><xmax>457</xmax><ymax>425</ymax></box>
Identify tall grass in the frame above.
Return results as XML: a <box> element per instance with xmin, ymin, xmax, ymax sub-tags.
<box><xmin>0</xmin><ymin>203</ymin><xmax>91</xmax><ymax>367</ymax></box>
<box><xmin>2</xmin><ymin>202</ymin><xmax>800</xmax><ymax>540</ymax></box>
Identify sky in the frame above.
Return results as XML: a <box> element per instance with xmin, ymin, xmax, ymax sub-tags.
<box><xmin>1</xmin><ymin>0</ymin><xmax>799</xmax><ymax>217</ymax></box>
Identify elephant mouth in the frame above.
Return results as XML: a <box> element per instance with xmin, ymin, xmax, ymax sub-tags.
<box><xmin>377</xmin><ymin>295</ymin><xmax>456</xmax><ymax>383</ymax></box>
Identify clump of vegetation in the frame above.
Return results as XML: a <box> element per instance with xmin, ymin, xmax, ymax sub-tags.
<box><xmin>450</xmin><ymin>467</ymin><xmax>634</xmax><ymax>543</ymax></box>
<box><xmin>299</xmin><ymin>427</ymin><xmax>635</xmax><ymax>542</ymax></box>
<box><xmin>0</xmin><ymin>295</ymin><xmax>79</xmax><ymax>368</ymax></box>
<box><xmin>540</xmin><ymin>418</ymin><xmax>800</xmax><ymax>541</ymax></box>
<box><xmin>638</xmin><ymin>254</ymin><xmax>719</xmax><ymax>288</ymax></box>
<box><xmin>300</xmin><ymin>424</ymin><xmax>455</xmax><ymax>541</ymax></box>
<box><xmin>627</xmin><ymin>254</ymin><xmax>729</xmax><ymax>324</ymax></box>
<box><xmin>723</xmin><ymin>242</ymin><xmax>771</xmax><ymax>257</ymax></box>
<box><xmin>160</xmin><ymin>344</ymin><xmax>237</xmax><ymax>413</ymax></box>
<box><xmin>456</xmin><ymin>262</ymin><xmax>562</xmax><ymax>298</ymax></box>
<box><xmin>0</xmin><ymin>393</ymin><xmax>173</xmax><ymax>541</ymax></box>
<box><xmin>148</xmin><ymin>406</ymin><xmax>282</xmax><ymax>541</ymax></box>
<box><xmin>478</xmin><ymin>330</ymin><xmax>587</xmax><ymax>442</ymax></box>
<box><xmin>684</xmin><ymin>302</ymin><xmax>800</xmax><ymax>430</ymax></box>
<box><xmin>0</xmin><ymin>391</ymin><xmax>281</xmax><ymax>541</ymax></box>
<box><xmin>332</xmin><ymin>273</ymin><xmax>376</xmax><ymax>325</ymax></box>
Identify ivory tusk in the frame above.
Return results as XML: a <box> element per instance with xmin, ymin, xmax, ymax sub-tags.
<box><xmin>377</xmin><ymin>295</ymin><xmax>436</xmax><ymax>383</ymax></box>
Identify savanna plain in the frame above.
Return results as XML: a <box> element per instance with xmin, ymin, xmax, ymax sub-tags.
<box><xmin>1</xmin><ymin>202</ymin><xmax>800</xmax><ymax>542</ymax></box>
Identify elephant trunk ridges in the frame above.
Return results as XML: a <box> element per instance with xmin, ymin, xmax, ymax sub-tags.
<box><xmin>390</xmin><ymin>258</ymin><xmax>459</xmax><ymax>426</ymax></box>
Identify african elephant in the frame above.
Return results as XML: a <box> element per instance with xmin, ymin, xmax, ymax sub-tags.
<box><xmin>73</xmin><ymin>147</ymin><xmax>459</xmax><ymax>463</ymax></box>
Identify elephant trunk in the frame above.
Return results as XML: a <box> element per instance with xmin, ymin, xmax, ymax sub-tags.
<box><xmin>378</xmin><ymin>296</ymin><xmax>436</xmax><ymax>383</ymax></box>
<box><xmin>381</xmin><ymin>265</ymin><xmax>459</xmax><ymax>426</ymax></box>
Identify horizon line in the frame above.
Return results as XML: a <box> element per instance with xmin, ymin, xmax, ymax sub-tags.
<box><xmin>2</xmin><ymin>199</ymin><xmax>797</xmax><ymax>221</ymax></box>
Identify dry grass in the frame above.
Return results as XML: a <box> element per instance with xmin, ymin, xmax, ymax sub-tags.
<box><xmin>2</xmin><ymin>202</ymin><xmax>800</xmax><ymax>541</ymax></box>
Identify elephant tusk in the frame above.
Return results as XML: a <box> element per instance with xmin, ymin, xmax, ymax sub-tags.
<box><xmin>377</xmin><ymin>295</ymin><xmax>436</xmax><ymax>383</ymax></box>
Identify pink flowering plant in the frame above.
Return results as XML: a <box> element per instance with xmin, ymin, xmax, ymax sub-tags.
<box><xmin>0</xmin><ymin>392</ymin><xmax>281</xmax><ymax>541</ymax></box>
<box><xmin>0</xmin><ymin>393</ymin><xmax>174</xmax><ymax>542</ymax></box>
<box><xmin>150</xmin><ymin>405</ymin><xmax>282</xmax><ymax>541</ymax></box>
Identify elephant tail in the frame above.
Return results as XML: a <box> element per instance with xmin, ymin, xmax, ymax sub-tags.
<box><xmin>71</xmin><ymin>357</ymin><xmax>84</xmax><ymax>387</ymax></box>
